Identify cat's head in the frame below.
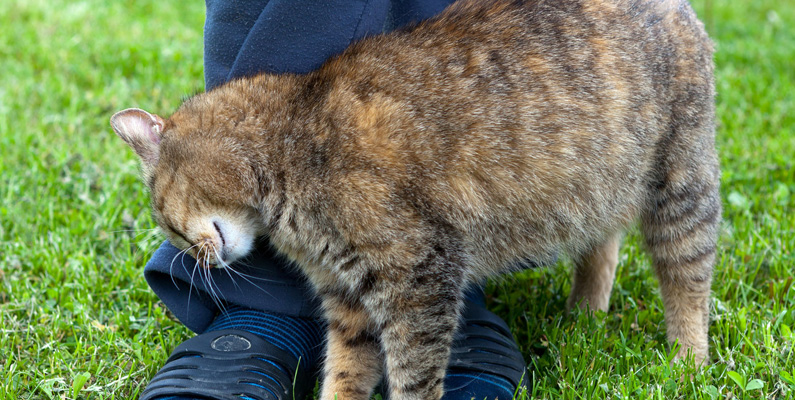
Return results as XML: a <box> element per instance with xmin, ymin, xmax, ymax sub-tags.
<box><xmin>111</xmin><ymin>108</ymin><xmax>266</xmax><ymax>267</ymax></box>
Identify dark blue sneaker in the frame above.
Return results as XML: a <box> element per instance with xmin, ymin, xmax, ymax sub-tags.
<box><xmin>140</xmin><ymin>306</ymin><xmax>323</xmax><ymax>400</ymax></box>
<box><xmin>443</xmin><ymin>302</ymin><xmax>529</xmax><ymax>400</ymax></box>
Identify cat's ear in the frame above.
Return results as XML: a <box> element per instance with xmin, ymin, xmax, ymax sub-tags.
<box><xmin>110</xmin><ymin>108</ymin><xmax>165</xmax><ymax>167</ymax></box>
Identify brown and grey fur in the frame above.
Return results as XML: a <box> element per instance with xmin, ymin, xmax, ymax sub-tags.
<box><xmin>111</xmin><ymin>0</ymin><xmax>720</xmax><ymax>398</ymax></box>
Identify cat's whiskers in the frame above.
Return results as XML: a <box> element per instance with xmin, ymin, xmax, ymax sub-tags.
<box><xmin>197</xmin><ymin>242</ymin><xmax>229</xmax><ymax>314</ymax></box>
<box><xmin>223</xmin><ymin>266</ymin><xmax>277</xmax><ymax>300</ymax></box>
<box><xmin>109</xmin><ymin>228</ymin><xmax>162</xmax><ymax>244</ymax></box>
<box><xmin>204</xmin><ymin>263</ymin><xmax>227</xmax><ymax>314</ymax></box>
<box><xmin>178</xmin><ymin>247</ymin><xmax>195</xmax><ymax>289</ymax></box>
<box><xmin>169</xmin><ymin>243</ymin><xmax>201</xmax><ymax>289</ymax></box>
<box><xmin>195</xmin><ymin>243</ymin><xmax>212</xmax><ymax>298</ymax></box>
<box><xmin>218</xmin><ymin>255</ymin><xmax>281</xmax><ymax>283</ymax></box>
<box><xmin>185</xmin><ymin>249</ymin><xmax>204</xmax><ymax>315</ymax></box>
<box><xmin>110</xmin><ymin>227</ymin><xmax>160</xmax><ymax>237</ymax></box>
<box><xmin>206</xmin><ymin>246</ymin><xmax>277</xmax><ymax>301</ymax></box>
<box><xmin>212</xmin><ymin>247</ymin><xmax>243</xmax><ymax>292</ymax></box>
<box><xmin>196</xmin><ymin>244</ymin><xmax>216</xmax><ymax>309</ymax></box>
<box><xmin>220</xmin><ymin>262</ymin><xmax>243</xmax><ymax>291</ymax></box>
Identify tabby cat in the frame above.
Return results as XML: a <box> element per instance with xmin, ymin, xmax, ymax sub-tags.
<box><xmin>111</xmin><ymin>0</ymin><xmax>720</xmax><ymax>398</ymax></box>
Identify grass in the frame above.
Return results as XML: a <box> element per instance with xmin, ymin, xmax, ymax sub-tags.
<box><xmin>0</xmin><ymin>0</ymin><xmax>792</xmax><ymax>398</ymax></box>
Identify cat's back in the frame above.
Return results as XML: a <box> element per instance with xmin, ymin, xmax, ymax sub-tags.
<box><xmin>312</xmin><ymin>0</ymin><xmax>713</xmax><ymax>160</ymax></box>
<box><xmin>331</xmin><ymin>0</ymin><xmax>712</xmax><ymax>98</ymax></box>
<box><xmin>302</xmin><ymin>0</ymin><xmax>713</xmax><ymax>190</ymax></box>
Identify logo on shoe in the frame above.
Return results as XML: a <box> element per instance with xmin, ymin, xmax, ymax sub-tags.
<box><xmin>211</xmin><ymin>334</ymin><xmax>252</xmax><ymax>352</ymax></box>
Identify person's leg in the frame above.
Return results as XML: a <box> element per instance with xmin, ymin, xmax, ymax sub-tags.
<box><xmin>205</xmin><ymin>0</ymin><xmax>393</xmax><ymax>88</ymax></box>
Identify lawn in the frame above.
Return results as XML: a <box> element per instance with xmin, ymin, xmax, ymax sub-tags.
<box><xmin>0</xmin><ymin>0</ymin><xmax>792</xmax><ymax>399</ymax></box>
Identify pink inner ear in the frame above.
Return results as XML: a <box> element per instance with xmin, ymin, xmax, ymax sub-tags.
<box><xmin>111</xmin><ymin>108</ymin><xmax>164</xmax><ymax>145</ymax></box>
<box><xmin>110</xmin><ymin>108</ymin><xmax>164</xmax><ymax>165</ymax></box>
<box><xmin>149</xmin><ymin>114</ymin><xmax>165</xmax><ymax>144</ymax></box>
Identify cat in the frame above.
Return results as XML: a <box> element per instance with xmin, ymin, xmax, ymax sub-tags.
<box><xmin>111</xmin><ymin>0</ymin><xmax>720</xmax><ymax>398</ymax></box>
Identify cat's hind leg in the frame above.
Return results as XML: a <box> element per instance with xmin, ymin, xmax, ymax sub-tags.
<box><xmin>641</xmin><ymin>128</ymin><xmax>721</xmax><ymax>364</ymax></box>
<box><xmin>567</xmin><ymin>232</ymin><xmax>622</xmax><ymax>313</ymax></box>
<box><xmin>641</xmin><ymin>19</ymin><xmax>719</xmax><ymax>363</ymax></box>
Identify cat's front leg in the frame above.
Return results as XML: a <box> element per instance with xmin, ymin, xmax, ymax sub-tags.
<box><xmin>318</xmin><ymin>293</ymin><xmax>384</xmax><ymax>400</ymax></box>
<box><xmin>365</xmin><ymin>249</ymin><xmax>466</xmax><ymax>400</ymax></box>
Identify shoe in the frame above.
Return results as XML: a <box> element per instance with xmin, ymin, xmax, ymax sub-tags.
<box><xmin>443</xmin><ymin>301</ymin><xmax>529</xmax><ymax>399</ymax></box>
<box><xmin>140</xmin><ymin>306</ymin><xmax>323</xmax><ymax>400</ymax></box>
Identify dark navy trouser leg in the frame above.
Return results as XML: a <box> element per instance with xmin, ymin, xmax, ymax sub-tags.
<box><xmin>145</xmin><ymin>241</ymin><xmax>320</xmax><ymax>332</ymax></box>
<box><xmin>204</xmin><ymin>0</ymin><xmax>457</xmax><ymax>89</ymax></box>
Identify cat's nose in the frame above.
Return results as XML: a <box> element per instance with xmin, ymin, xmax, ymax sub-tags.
<box><xmin>195</xmin><ymin>237</ymin><xmax>221</xmax><ymax>267</ymax></box>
